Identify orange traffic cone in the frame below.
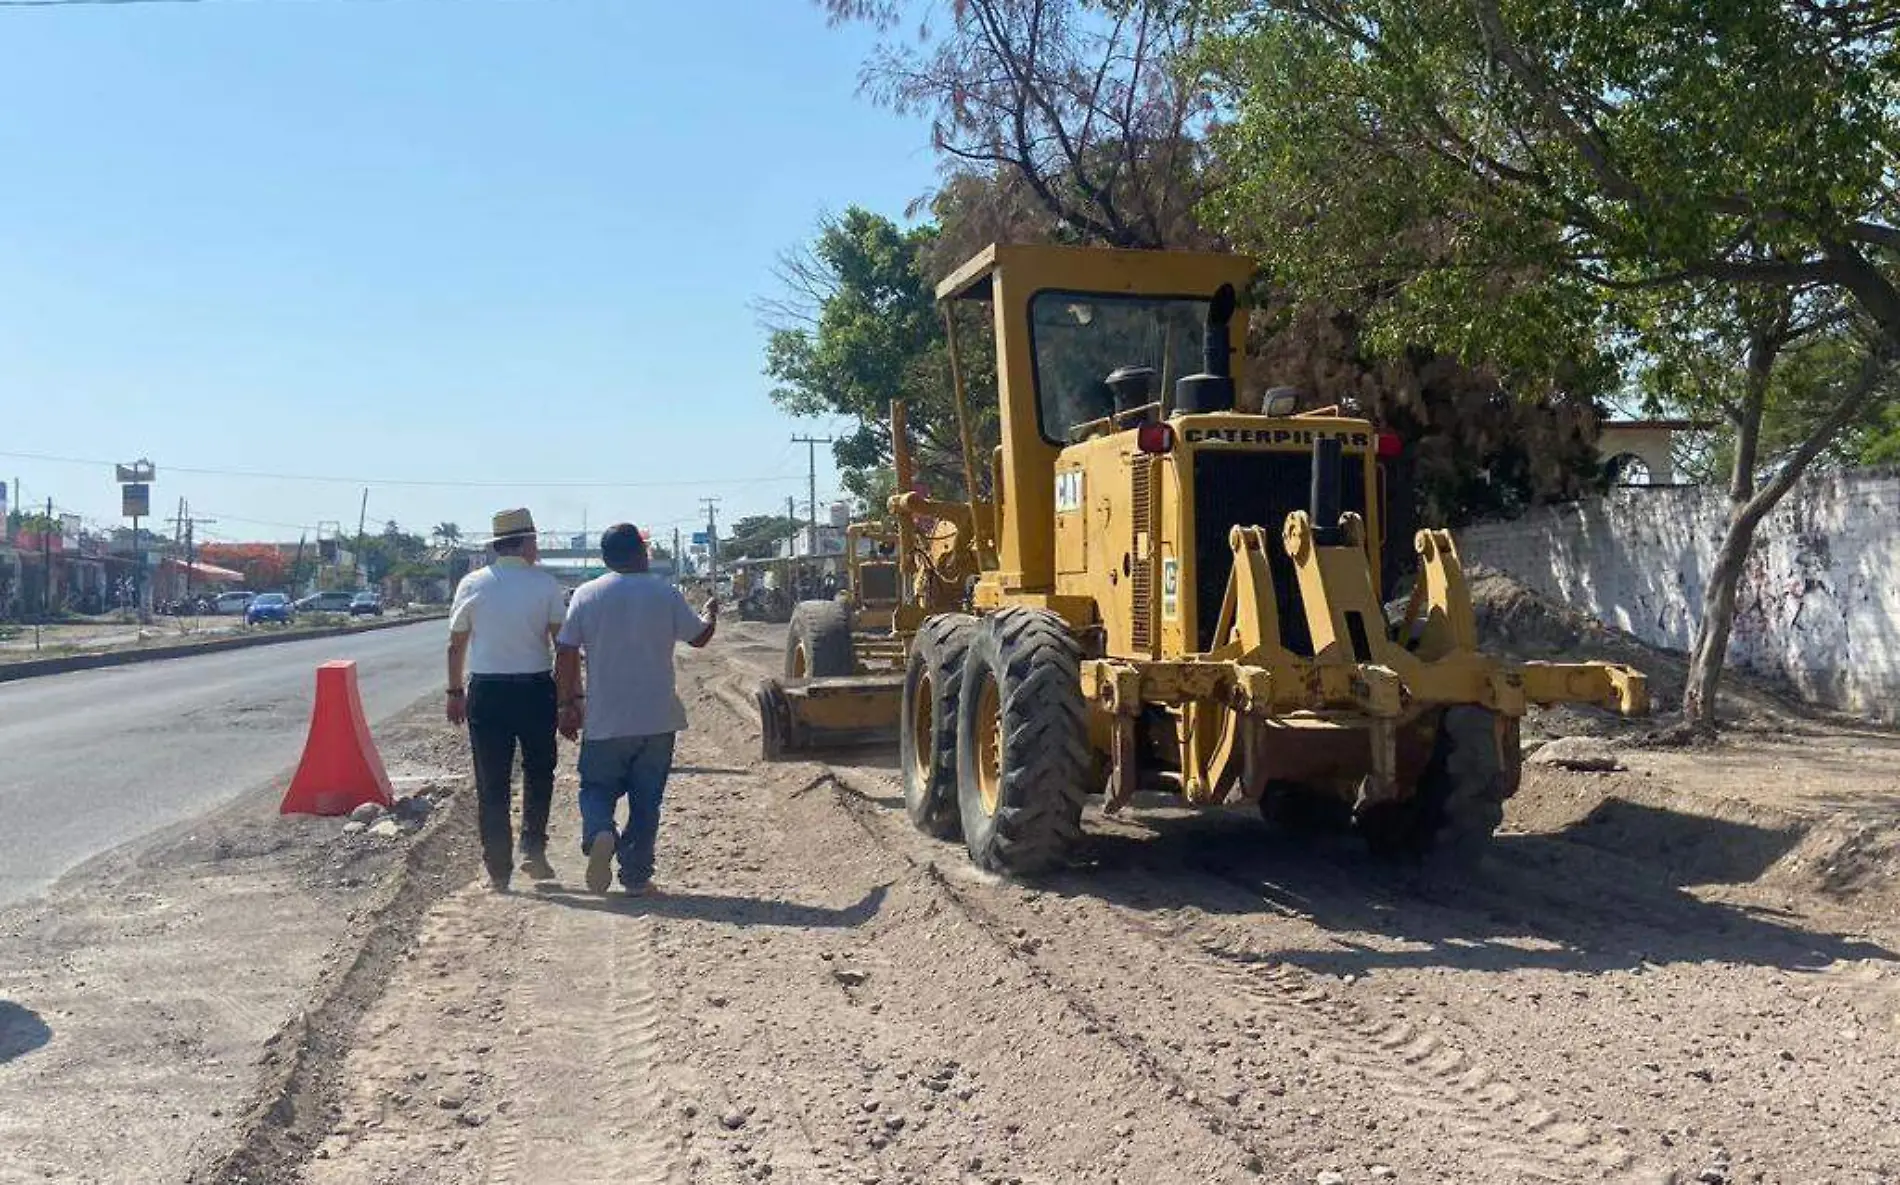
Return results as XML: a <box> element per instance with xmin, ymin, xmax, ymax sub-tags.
<box><xmin>280</xmin><ymin>660</ymin><xmax>395</xmax><ymax>816</ymax></box>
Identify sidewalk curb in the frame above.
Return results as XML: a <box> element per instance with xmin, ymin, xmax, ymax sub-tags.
<box><xmin>0</xmin><ymin>613</ymin><xmax>448</xmax><ymax>683</ymax></box>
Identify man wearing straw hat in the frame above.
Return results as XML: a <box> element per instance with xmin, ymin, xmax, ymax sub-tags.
<box><xmin>446</xmin><ymin>507</ymin><xmax>568</xmax><ymax>891</ymax></box>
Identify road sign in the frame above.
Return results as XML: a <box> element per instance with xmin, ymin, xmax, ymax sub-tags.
<box><xmin>691</xmin><ymin>531</ymin><xmax>710</xmax><ymax>545</ymax></box>
<box><xmin>122</xmin><ymin>483</ymin><xmax>151</xmax><ymax>518</ymax></box>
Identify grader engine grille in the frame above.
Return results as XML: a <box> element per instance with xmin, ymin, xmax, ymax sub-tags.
<box><xmin>1131</xmin><ymin>458</ymin><xmax>1153</xmax><ymax>651</ymax></box>
<box><xmin>1192</xmin><ymin>450</ymin><xmax>1366</xmax><ymax>654</ymax></box>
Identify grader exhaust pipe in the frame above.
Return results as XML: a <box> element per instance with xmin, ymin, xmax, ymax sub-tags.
<box><xmin>1310</xmin><ymin>434</ymin><xmax>1346</xmax><ymax>547</ymax></box>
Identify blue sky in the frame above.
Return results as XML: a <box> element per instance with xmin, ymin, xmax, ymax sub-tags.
<box><xmin>0</xmin><ymin>0</ymin><xmax>938</xmax><ymax>548</ymax></box>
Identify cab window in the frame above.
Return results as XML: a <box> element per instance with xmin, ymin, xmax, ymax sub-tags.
<box><xmin>1028</xmin><ymin>291</ymin><xmax>1209</xmax><ymax>444</ymax></box>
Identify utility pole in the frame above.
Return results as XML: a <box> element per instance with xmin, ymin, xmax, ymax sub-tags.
<box><xmin>790</xmin><ymin>434</ymin><xmax>834</xmax><ymax>557</ymax></box>
<box><xmin>671</xmin><ymin>527</ymin><xmax>682</xmax><ymax>583</ymax></box>
<box><xmin>39</xmin><ymin>497</ymin><xmax>52</xmax><ymax>642</ymax></box>
<box><xmin>698</xmin><ymin>496</ymin><xmax>721</xmax><ymax>586</ymax></box>
<box><xmin>167</xmin><ymin>502</ymin><xmax>216</xmax><ymax>603</ymax></box>
<box><xmin>786</xmin><ymin>496</ymin><xmax>797</xmax><ymax>558</ymax></box>
<box><xmin>352</xmin><ymin>488</ymin><xmax>369</xmax><ymax>589</ymax></box>
<box><xmin>291</xmin><ymin>533</ymin><xmax>308</xmax><ymax>594</ymax></box>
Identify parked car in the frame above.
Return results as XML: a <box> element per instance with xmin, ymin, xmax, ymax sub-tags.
<box><xmin>211</xmin><ymin>590</ymin><xmax>256</xmax><ymax>615</ymax></box>
<box><xmin>349</xmin><ymin>591</ymin><xmax>384</xmax><ymax>617</ymax></box>
<box><xmin>295</xmin><ymin>590</ymin><xmax>357</xmax><ymax>613</ymax></box>
<box><xmin>245</xmin><ymin>592</ymin><xmax>294</xmax><ymax>625</ymax></box>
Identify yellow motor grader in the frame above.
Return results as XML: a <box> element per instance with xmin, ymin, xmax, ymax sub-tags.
<box><xmin>757</xmin><ymin>242</ymin><xmax>1647</xmax><ymax>875</ymax></box>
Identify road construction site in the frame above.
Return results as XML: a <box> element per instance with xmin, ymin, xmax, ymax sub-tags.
<box><xmin>4</xmin><ymin>586</ymin><xmax>1896</xmax><ymax>1185</ymax></box>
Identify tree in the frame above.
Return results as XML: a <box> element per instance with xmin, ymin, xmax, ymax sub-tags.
<box><xmin>351</xmin><ymin>529</ymin><xmax>429</xmax><ymax>586</ymax></box>
<box><xmin>199</xmin><ymin>543</ymin><xmax>290</xmax><ymax>590</ymax></box>
<box><xmin>1201</xmin><ymin>0</ymin><xmax>1900</xmax><ymax>727</ymax></box>
<box><xmin>1633</xmin><ymin>281</ymin><xmax>1889</xmax><ymax>722</ymax></box>
<box><xmin>723</xmin><ymin>514</ymin><xmax>802</xmax><ymax>561</ymax></box>
<box><xmin>432</xmin><ymin>522</ymin><xmax>462</xmax><ymax>548</ymax></box>
<box><xmin>762</xmin><ymin>207</ymin><xmax>999</xmax><ymax>501</ymax></box>
<box><xmin>834</xmin><ymin>0</ymin><xmax>1217</xmax><ymax>251</ymax></box>
<box><xmin>826</xmin><ymin>1</ymin><xmax>1610</xmax><ymax>544</ymax></box>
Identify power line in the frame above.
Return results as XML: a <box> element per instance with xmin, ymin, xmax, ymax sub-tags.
<box><xmin>0</xmin><ymin>449</ymin><xmax>808</xmax><ymax>490</ymax></box>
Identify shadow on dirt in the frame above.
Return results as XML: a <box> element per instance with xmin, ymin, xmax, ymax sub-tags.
<box><xmin>1548</xmin><ymin>797</ymin><xmax>1804</xmax><ymax>886</ymax></box>
<box><xmin>1061</xmin><ymin>804</ymin><xmax>1894</xmax><ymax>978</ymax></box>
<box><xmin>535</xmin><ymin>882</ymin><xmax>890</xmax><ymax>929</ymax></box>
<box><xmin>0</xmin><ymin>1000</ymin><xmax>52</xmax><ymax>1064</ymax></box>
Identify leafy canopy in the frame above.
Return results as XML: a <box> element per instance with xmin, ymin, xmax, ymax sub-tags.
<box><xmin>763</xmin><ymin>206</ymin><xmax>998</xmax><ymax>501</ymax></box>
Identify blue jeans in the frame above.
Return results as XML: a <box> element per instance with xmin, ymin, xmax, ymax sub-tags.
<box><xmin>576</xmin><ymin>733</ymin><xmax>677</xmax><ymax>887</ymax></box>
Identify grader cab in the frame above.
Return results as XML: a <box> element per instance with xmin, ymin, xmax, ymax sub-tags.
<box><xmin>758</xmin><ymin>242</ymin><xmax>1648</xmax><ymax>876</ymax></box>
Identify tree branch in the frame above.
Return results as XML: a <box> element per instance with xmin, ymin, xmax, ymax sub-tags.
<box><xmin>1470</xmin><ymin>0</ymin><xmax>1645</xmax><ymax>206</ymax></box>
<box><xmin>1741</xmin><ymin>341</ymin><xmax>1897</xmax><ymax>524</ymax></box>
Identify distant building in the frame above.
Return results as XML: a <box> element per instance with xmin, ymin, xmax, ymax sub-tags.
<box><xmin>1599</xmin><ymin>419</ymin><xmax>1710</xmax><ymax>486</ymax></box>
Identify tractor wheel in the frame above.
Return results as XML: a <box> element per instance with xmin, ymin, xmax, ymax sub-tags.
<box><xmin>900</xmin><ymin>613</ymin><xmax>976</xmax><ymax>840</ymax></box>
<box><xmin>1420</xmin><ymin>706</ymin><xmax>1511</xmax><ymax>867</ymax></box>
<box><xmin>756</xmin><ymin>678</ymin><xmax>791</xmax><ymax>762</ymax></box>
<box><xmin>785</xmin><ymin>600</ymin><xmax>854</xmax><ymax>679</ymax></box>
<box><xmin>1359</xmin><ymin>706</ymin><xmax>1508</xmax><ymax>868</ymax></box>
<box><xmin>955</xmin><ymin>609</ymin><xmax>1089</xmax><ymax>877</ymax></box>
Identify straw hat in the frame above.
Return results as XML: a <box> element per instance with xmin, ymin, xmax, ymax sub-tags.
<box><xmin>491</xmin><ymin>507</ymin><xmax>536</xmax><ymax>541</ymax></box>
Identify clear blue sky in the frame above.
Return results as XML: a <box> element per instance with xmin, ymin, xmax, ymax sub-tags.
<box><xmin>0</xmin><ymin>0</ymin><xmax>937</xmax><ymax>549</ymax></box>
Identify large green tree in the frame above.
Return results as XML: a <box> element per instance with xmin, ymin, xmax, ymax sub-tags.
<box><xmin>1202</xmin><ymin>0</ymin><xmax>1900</xmax><ymax>727</ymax></box>
<box><xmin>762</xmin><ymin>206</ymin><xmax>998</xmax><ymax>502</ymax></box>
<box><xmin>823</xmin><ymin>0</ymin><xmax>1612</xmax><ymax>549</ymax></box>
<box><xmin>723</xmin><ymin>514</ymin><xmax>802</xmax><ymax>561</ymax></box>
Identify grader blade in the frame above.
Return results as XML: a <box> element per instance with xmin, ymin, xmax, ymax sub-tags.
<box><xmin>755</xmin><ymin>674</ymin><xmax>904</xmax><ymax>760</ymax></box>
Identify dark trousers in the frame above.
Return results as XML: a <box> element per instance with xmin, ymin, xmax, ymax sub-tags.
<box><xmin>466</xmin><ymin>673</ymin><xmax>557</xmax><ymax>881</ymax></box>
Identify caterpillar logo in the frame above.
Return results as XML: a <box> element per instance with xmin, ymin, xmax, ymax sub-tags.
<box><xmin>1184</xmin><ymin>428</ymin><xmax>1372</xmax><ymax>448</ymax></box>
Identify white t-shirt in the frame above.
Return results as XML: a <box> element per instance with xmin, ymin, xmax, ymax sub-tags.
<box><xmin>556</xmin><ymin>572</ymin><xmax>709</xmax><ymax>739</ymax></box>
<box><xmin>449</xmin><ymin>557</ymin><xmax>567</xmax><ymax>675</ymax></box>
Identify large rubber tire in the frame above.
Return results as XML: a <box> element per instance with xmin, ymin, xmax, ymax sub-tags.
<box><xmin>1359</xmin><ymin>706</ymin><xmax>1508</xmax><ymax>868</ymax></box>
<box><xmin>1420</xmin><ymin>706</ymin><xmax>1510</xmax><ymax>867</ymax></box>
<box><xmin>900</xmin><ymin>614</ymin><xmax>976</xmax><ymax>840</ymax></box>
<box><xmin>786</xmin><ymin>600</ymin><xmax>854</xmax><ymax>679</ymax></box>
<box><xmin>955</xmin><ymin>609</ymin><xmax>1089</xmax><ymax>877</ymax></box>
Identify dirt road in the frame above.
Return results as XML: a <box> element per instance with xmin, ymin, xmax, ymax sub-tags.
<box><xmin>0</xmin><ymin>703</ymin><xmax>468</xmax><ymax>1185</ymax></box>
<box><xmin>282</xmin><ymin>622</ymin><xmax>1899</xmax><ymax>1185</ymax></box>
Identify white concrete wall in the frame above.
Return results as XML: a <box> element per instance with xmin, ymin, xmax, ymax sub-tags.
<box><xmin>1457</xmin><ymin>469</ymin><xmax>1900</xmax><ymax>720</ymax></box>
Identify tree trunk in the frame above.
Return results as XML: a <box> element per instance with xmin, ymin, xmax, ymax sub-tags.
<box><xmin>1680</xmin><ymin>332</ymin><xmax>1894</xmax><ymax>729</ymax></box>
<box><xmin>1681</xmin><ymin>316</ymin><xmax>1773</xmax><ymax>730</ymax></box>
<box><xmin>1683</xmin><ymin>505</ymin><xmax>1759</xmax><ymax>728</ymax></box>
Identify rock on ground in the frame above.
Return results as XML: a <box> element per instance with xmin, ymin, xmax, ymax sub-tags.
<box><xmin>1526</xmin><ymin>735</ymin><xmax>1624</xmax><ymax>771</ymax></box>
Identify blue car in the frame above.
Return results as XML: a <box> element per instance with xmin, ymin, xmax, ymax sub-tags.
<box><xmin>246</xmin><ymin>593</ymin><xmax>295</xmax><ymax>625</ymax></box>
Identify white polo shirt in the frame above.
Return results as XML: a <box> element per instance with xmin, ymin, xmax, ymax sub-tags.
<box><xmin>449</xmin><ymin>557</ymin><xmax>567</xmax><ymax>675</ymax></box>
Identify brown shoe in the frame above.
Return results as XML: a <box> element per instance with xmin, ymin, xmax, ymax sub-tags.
<box><xmin>585</xmin><ymin>833</ymin><xmax>616</xmax><ymax>894</ymax></box>
<box><xmin>519</xmin><ymin>847</ymin><xmax>556</xmax><ymax>881</ymax></box>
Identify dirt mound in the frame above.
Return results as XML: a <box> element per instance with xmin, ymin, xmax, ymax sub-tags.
<box><xmin>1463</xmin><ymin>566</ymin><xmax>1815</xmax><ymax>739</ymax></box>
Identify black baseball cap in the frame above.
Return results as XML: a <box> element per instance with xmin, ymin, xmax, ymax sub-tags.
<box><xmin>601</xmin><ymin>523</ymin><xmax>647</xmax><ymax>571</ymax></box>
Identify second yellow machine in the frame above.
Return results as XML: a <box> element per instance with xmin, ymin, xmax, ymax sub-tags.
<box><xmin>758</xmin><ymin>242</ymin><xmax>1647</xmax><ymax>877</ymax></box>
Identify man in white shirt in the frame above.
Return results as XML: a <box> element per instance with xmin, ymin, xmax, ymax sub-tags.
<box><xmin>447</xmin><ymin>507</ymin><xmax>568</xmax><ymax>891</ymax></box>
<box><xmin>555</xmin><ymin>522</ymin><xmax>716</xmax><ymax>895</ymax></box>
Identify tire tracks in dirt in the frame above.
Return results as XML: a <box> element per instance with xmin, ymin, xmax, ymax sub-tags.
<box><xmin>187</xmin><ymin>784</ymin><xmax>478</xmax><ymax>1185</ymax></box>
<box><xmin>700</xmin><ymin>659</ymin><xmax>1653</xmax><ymax>1182</ymax></box>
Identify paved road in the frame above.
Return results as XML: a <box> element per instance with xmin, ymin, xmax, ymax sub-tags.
<box><xmin>0</xmin><ymin>621</ymin><xmax>449</xmax><ymax>908</ymax></box>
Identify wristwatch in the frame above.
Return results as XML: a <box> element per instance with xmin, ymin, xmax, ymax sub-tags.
<box><xmin>446</xmin><ymin>688</ymin><xmax>465</xmax><ymax>698</ymax></box>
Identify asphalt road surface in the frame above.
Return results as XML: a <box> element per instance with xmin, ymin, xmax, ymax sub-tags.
<box><xmin>0</xmin><ymin>621</ymin><xmax>449</xmax><ymax>908</ymax></box>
